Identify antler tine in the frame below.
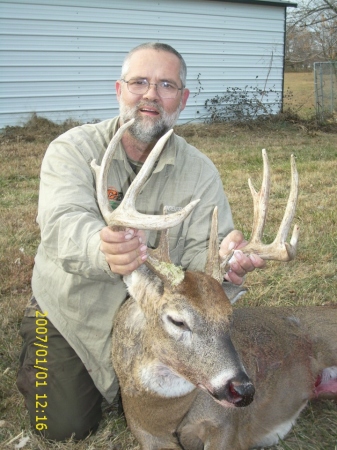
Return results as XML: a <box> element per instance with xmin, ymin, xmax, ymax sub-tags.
<box><xmin>91</xmin><ymin>121</ymin><xmax>200</xmax><ymax>231</ymax></box>
<box><xmin>118</xmin><ymin>130</ymin><xmax>200</xmax><ymax>225</ymax></box>
<box><xmin>273</xmin><ymin>154</ymin><xmax>299</xmax><ymax>260</ymax></box>
<box><xmin>239</xmin><ymin>150</ymin><xmax>299</xmax><ymax>262</ymax></box>
<box><xmin>145</xmin><ymin>206</ymin><xmax>185</xmax><ymax>288</ymax></box>
<box><xmin>91</xmin><ymin>119</ymin><xmax>135</xmax><ymax>224</ymax></box>
<box><xmin>205</xmin><ymin>207</ymin><xmax>223</xmax><ymax>283</ymax></box>
<box><xmin>248</xmin><ymin>149</ymin><xmax>270</xmax><ymax>245</ymax></box>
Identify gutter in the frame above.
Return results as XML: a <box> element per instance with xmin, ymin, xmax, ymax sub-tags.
<box><xmin>211</xmin><ymin>0</ymin><xmax>297</xmax><ymax>7</ymax></box>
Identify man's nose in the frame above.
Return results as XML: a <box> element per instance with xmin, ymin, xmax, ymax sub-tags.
<box><xmin>143</xmin><ymin>83</ymin><xmax>160</xmax><ymax>101</ymax></box>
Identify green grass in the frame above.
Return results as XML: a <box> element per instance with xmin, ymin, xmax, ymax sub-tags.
<box><xmin>1</xmin><ymin>112</ymin><xmax>337</xmax><ymax>449</ymax></box>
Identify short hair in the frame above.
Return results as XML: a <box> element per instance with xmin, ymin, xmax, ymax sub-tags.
<box><xmin>120</xmin><ymin>42</ymin><xmax>187</xmax><ymax>86</ymax></box>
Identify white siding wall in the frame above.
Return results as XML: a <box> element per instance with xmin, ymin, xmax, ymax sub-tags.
<box><xmin>0</xmin><ymin>0</ymin><xmax>289</xmax><ymax>128</ymax></box>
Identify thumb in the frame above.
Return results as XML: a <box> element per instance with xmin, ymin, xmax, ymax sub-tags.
<box><xmin>219</xmin><ymin>230</ymin><xmax>247</xmax><ymax>258</ymax></box>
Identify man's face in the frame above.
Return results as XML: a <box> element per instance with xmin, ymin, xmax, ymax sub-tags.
<box><xmin>116</xmin><ymin>49</ymin><xmax>190</xmax><ymax>144</ymax></box>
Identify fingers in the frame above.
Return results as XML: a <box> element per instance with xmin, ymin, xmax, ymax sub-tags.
<box><xmin>219</xmin><ymin>230</ymin><xmax>245</xmax><ymax>259</ymax></box>
<box><xmin>224</xmin><ymin>269</ymin><xmax>245</xmax><ymax>285</ymax></box>
<box><xmin>230</xmin><ymin>250</ymin><xmax>258</xmax><ymax>276</ymax></box>
<box><xmin>100</xmin><ymin>227</ymin><xmax>148</xmax><ymax>276</ymax></box>
<box><xmin>220</xmin><ymin>230</ymin><xmax>266</xmax><ymax>286</ymax></box>
<box><xmin>224</xmin><ymin>250</ymin><xmax>265</xmax><ymax>285</ymax></box>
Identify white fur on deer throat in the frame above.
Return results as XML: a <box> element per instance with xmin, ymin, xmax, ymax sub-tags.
<box><xmin>140</xmin><ymin>360</ymin><xmax>196</xmax><ymax>397</ymax></box>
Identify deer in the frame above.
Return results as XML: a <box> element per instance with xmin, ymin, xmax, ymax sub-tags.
<box><xmin>92</xmin><ymin>120</ymin><xmax>337</xmax><ymax>450</ymax></box>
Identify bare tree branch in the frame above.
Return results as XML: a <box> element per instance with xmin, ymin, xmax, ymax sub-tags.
<box><xmin>286</xmin><ymin>0</ymin><xmax>337</xmax><ymax>67</ymax></box>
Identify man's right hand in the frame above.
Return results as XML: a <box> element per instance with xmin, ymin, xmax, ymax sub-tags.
<box><xmin>100</xmin><ymin>227</ymin><xmax>148</xmax><ymax>275</ymax></box>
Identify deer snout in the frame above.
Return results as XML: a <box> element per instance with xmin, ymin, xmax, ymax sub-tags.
<box><xmin>213</xmin><ymin>372</ymin><xmax>255</xmax><ymax>408</ymax></box>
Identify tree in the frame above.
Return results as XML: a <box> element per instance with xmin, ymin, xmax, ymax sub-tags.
<box><xmin>285</xmin><ymin>24</ymin><xmax>317</xmax><ymax>69</ymax></box>
<box><xmin>313</xmin><ymin>12</ymin><xmax>337</xmax><ymax>59</ymax></box>
<box><xmin>286</xmin><ymin>0</ymin><xmax>337</xmax><ymax>69</ymax></box>
<box><xmin>290</xmin><ymin>0</ymin><xmax>337</xmax><ymax>28</ymax></box>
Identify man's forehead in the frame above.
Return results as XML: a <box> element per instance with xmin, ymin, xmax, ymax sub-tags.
<box><xmin>127</xmin><ymin>49</ymin><xmax>181</xmax><ymax>75</ymax></box>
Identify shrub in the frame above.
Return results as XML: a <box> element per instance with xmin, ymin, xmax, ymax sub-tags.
<box><xmin>204</xmin><ymin>85</ymin><xmax>282</xmax><ymax>123</ymax></box>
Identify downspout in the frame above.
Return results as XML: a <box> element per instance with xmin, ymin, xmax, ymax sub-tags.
<box><xmin>281</xmin><ymin>7</ymin><xmax>287</xmax><ymax>113</ymax></box>
<box><xmin>282</xmin><ymin>3</ymin><xmax>297</xmax><ymax>113</ymax></box>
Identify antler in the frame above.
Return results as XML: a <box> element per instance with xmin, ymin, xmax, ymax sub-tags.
<box><xmin>243</xmin><ymin>149</ymin><xmax>299</xmax><ymax>259</ymax></box>
<box><xmin>208</xmin><ymin>149</ymin><xmax>299</xmax><ymax>276</ymax></box>
<box><xmin>145</xmin><ymin>207</ymin><xmax>186</xmax><ymax>287</ymax></box>
<box><xmin>205</xmin><ymin>206</ymin><xmax>223</xmax><ymax>283</ymax></box>
<box><xmin>91</xmin><ymin>119</ymin><xmax>200</xmax><ymax>231</ymax></box>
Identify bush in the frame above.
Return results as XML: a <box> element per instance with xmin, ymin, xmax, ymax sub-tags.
<box><xmin>204</xmin><ymin>85</ymin><xmax>282</xmax><ymax>123</ymax></box>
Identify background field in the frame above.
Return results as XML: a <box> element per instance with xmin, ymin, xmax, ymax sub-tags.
<box><xmin>283</xmin><ymin>72</ymin><xmax>316</xmax><ymax>119</ymax></box>
<box><xmin>1</xmin><ymin>72</ymin><xmax>336</xmax><ymax>449</ymax></box>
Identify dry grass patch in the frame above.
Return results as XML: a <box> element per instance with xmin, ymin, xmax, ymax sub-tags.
<box><xmin>1</xmin><ymin>116</ymin><xmax>337</xmax><ymax>449</ymax></box>
<box><xmin>283</xmin><ymin>72</ymin><xmax>316</xmax><ymax>119</ymax></box>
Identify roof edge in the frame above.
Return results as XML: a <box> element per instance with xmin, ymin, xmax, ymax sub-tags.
<box><xmin>212</xmin><ymin>0</ymin><xmax>297</xmax><ymax>7</ymax></box>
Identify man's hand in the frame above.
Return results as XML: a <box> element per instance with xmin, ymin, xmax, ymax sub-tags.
<box><xmin>100</xmin><ymin>227</ymin><xmax>147</xmax><ymax>276</ymax></box>
<box><xmin>219</xmin><ymin>230</ymin><xmax>266</xmax><ymax>285</ymax></box>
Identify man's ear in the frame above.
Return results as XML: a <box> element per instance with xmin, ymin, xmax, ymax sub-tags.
<box><xmin>115</xmin><ymin>80</ymin><xmax>122</xmax><ymax>102</ymax></box>
<box><xmin>180</xmin><ymin>88</ymin><xmax>190</xmax><ymax>112</ymax></box>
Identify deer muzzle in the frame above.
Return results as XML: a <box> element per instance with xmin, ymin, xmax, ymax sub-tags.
<box><xmin>222</xmin><ymin>374</ymin><xmax>255</xmax><ymax>407</ymax></box>
<box><xmin>199</xmin><ymin>371</ymin><xmax>255</xmax><ymax>408</ymax></box>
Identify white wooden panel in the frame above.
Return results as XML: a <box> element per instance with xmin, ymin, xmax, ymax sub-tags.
<box><xmin>0</xmin><ymin>0</ymin><xmax>291</xmax><ymax>128</ymax></box>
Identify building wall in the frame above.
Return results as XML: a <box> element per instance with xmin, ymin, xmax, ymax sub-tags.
<box><xmin>0</xmin><ymin>0</ymin><xmax>291</xmax><ymax>128</ymax></box>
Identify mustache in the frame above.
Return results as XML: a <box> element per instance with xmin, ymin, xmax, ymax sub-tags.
<box><xmin>136</xmin><ymin>101</ymin><xmax>163</xmax><ymax>114</ymax></box>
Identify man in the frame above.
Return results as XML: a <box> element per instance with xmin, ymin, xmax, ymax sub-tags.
<box><xmin>16</xmin><ymin>42</ymin><xmax>264</xmax><ymax>441</ymax></box>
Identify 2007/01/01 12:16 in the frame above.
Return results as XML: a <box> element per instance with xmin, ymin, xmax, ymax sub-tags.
<box><xmin>34</xmin><ymin>311</ymin><xmax>49</xmax><ymax>431</ymax></box>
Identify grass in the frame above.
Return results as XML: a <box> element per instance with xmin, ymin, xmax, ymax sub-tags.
<box><xmin>283</xmin><ymin>72</ymin><xmax>316</xmax><ymax>119</ymax></box>
<box><xmin>1</xmin><ymin>80</ymin><xmax>337</xmax><ymax>449</ymax></box>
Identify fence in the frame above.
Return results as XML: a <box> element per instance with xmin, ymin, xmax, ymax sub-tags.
<box><xmin>314</xmin><ymin>61</ymin><xmax>337</xmax><ymax>120</ymax></box>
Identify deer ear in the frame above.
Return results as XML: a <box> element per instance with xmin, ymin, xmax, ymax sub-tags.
<box><xmin>124</xmin><ymin>266</ymin><xmax>164</xmax><ymax>303</ymax></box>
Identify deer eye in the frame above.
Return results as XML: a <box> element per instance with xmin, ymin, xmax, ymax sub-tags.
<box><xmin>167</xmin><ymin>316</ymin><xmax>190</xmax><ymax>331</ymax></box>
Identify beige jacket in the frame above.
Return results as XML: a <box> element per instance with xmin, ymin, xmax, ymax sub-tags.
<box><xmin>32</xmin><ymin>117</ymin><xmax>233</xmax><ymax>401</ymax></box>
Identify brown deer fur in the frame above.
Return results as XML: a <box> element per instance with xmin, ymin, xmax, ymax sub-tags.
<box><xmin>112</xmin><ymin>267</ymin><xmax>337</xmax><ymax>449</ymax></box>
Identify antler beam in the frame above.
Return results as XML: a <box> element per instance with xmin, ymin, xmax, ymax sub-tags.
<box><xmin>91</xmin><ymin>119</ymin><xmax>200</xmax><ymax>231</ymax></box>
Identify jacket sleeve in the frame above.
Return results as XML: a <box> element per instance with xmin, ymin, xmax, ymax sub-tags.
<box><xmin>36</xmin><ymin>130</ymin><xmax>120</xmax><ymax>282</ymax></box>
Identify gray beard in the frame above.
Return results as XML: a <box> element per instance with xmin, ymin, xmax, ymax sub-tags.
<box><xmin>119</xmin><ymin>100</ymin><xmax>182</xmax><ymax>144</ymax></box>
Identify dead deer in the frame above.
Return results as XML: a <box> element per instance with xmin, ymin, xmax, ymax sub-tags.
<box><xmin>92</xmin><ymin>121</ymin><xmax>337</xmax><ymax>450</ymax></box>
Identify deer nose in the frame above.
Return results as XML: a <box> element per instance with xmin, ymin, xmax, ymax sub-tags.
<box><xmin>214</xmin><ymin>373</ymin><xmax>255</xmax><ymax>407</ymax></box>
<box><xmin>227</xmin><ymin>377</ymin><xmax>255</xmax><ymax>407</ymax></box>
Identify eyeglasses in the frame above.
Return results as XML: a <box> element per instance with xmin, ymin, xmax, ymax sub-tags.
<box><xmin>121</xmin><ymin>78</ymin><xmax>184</xmax><ymax>99</ymax></box>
